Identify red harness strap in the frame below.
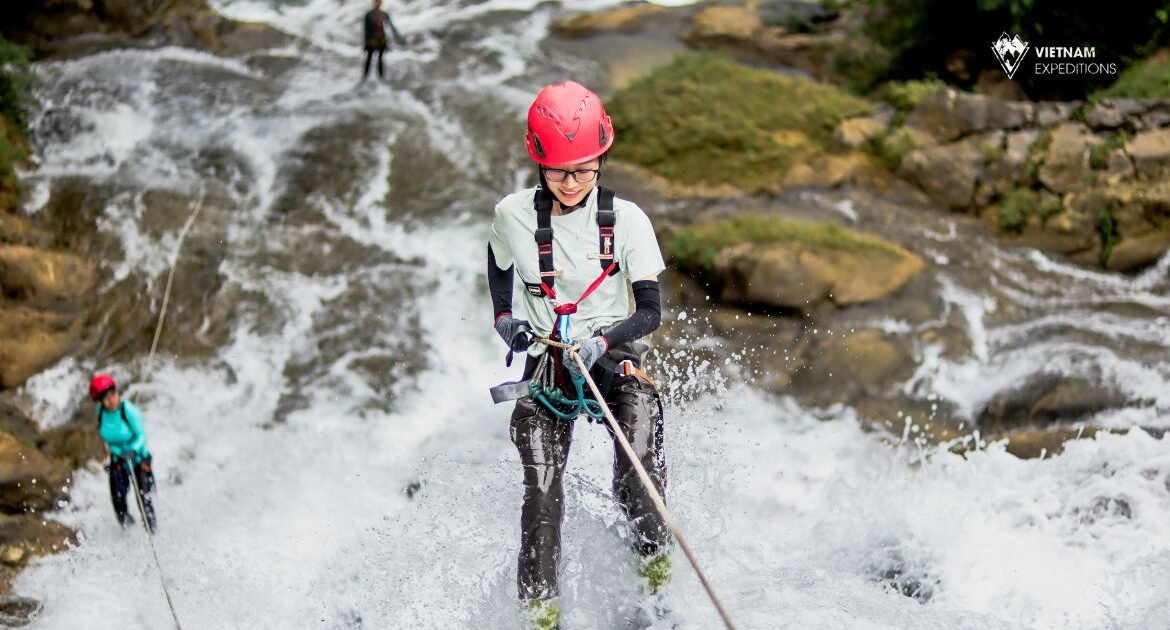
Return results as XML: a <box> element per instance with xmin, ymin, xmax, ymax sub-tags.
<box><xmin>552</xmin><ymin>261</ymin><xmax>618</xmax><ymax>315</ymax></box>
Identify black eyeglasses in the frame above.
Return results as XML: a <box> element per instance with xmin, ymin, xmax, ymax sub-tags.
<box><xmin>542</xmin><ymin>167</ymin><xmax>599</xmax><ymax>184</ymax></box>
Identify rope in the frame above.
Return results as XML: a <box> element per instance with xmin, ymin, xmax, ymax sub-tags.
<box><xmin>538</xmin><ymin>337</ymin><xmax>738</xmax><ymax>630</ymax></box>
<box><xmin>132</xmin><ymin>196</ymin><xmax>202</xmax><ymax>629</ymax></box>
<box><xmin>147</xmin><ymin>199</ymin><xmax>203</xmax><ymax>369</ymax></box>
<box><xmin>128</xmin><ymin>463</ymin><xmax>183</xmax><ymax>630</ymax></box>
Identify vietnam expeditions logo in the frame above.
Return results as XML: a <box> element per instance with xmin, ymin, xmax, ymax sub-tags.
<box><xmin>991</xmin><ymin>31</ymin><xmax>1119</xmax><ymax>80</ymax></box>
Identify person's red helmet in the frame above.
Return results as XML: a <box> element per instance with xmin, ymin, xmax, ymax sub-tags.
<box><xmin>525</xmin><ymin>81</ymin><xmax>614</xmax><ymax>167</ymax></box>
<box><xmin>89</xmin><ymin>374</ymin><xmax>116</xmax><ymax>401</ymax></box>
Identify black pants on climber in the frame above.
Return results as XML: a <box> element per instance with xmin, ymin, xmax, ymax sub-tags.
<box><xmin>362</xmin><ymin>47</ymin><xmax>385</xmax><ymax>80</ymax></box>
<box><xmin>108</xmin><ymin>455</ymin><xmax>157</xmax><ymax>533</ymax></box>
<box><xmin>510</xmin><ymin>350</ymin><xmax>670</xmax><ymax>601</ymax></box>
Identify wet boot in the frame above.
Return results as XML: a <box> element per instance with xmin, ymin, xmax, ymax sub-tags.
<box><xmin>638</xmin><ymin>553</ymin><xmax>672</xmax><ymax>594</ymax></box>
<box><xmin>527</xmin><ymin>598</ymin><xmax>560</xmax><ymax>630</ymax></box>
<box><xmin>135</xmin><ymin>458</ymin><xmax>158</xmax><ymax>533</ymax></box>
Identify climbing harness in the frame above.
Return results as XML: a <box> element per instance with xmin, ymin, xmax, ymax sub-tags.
<box><xmin>524</xmin><ymin>187</ymin><xmax>622</xmax><ymax>420</ymax></box>
<box><xmin>526</xmin><ymin>186</ymin><xmax>618</xmax><ymax>300</ymax></box>
<box><xmin>526</xmin><ymin>350</ymin><xmax>605</xmax><ymax>421</ymax></box>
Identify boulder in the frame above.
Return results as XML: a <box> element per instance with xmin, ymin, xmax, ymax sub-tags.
<box><xmin>0</xmin><ymin>308</ymin><xmax>86</xmax><ymax>390</ymax></box>
<box><xmin>756</xmin><ymin>0</ymin><xmax>838</xmax><ymax>27</ymax></box>
<box><xmin>1084</xmin><ymin>98</ymin><xmax>1155</xmax><ymax>130</ymax></box>
<box><xmin>683</xmin><ymin>4</ymin><xmax>761</xmax><ymax>45</ymax></box>
<box><xmin>1126</xmin><ymin>128</ymin><xmax>1170</xmax><ymax>180</ymax></box>
<box><xmin>790</xmin><ymin>329</ymin><xmax>916</xmax><ymax>407</ymax></box>
<box><xmin>0</xmin><ymin>514</ymin><xmax>76</xmax><ymax>559</ymax></box>
<box><xmin>1038</xmin><ymin>123</ymin><xmax>1093</xmax><ymax>194</ymax></box>
<box><xmin>898</xmin><ymin>133</ymin><xmax>994</xmax><ymax>209</ymax></box>
<box><xmin>1010</xmin><ymin>213</ymin><xmax>1097</xmax><ymax>256</ymax></box>
<box><xmin>0</xmin><ymin>0</ymin><xmax>292</xmax><ymax>59</ymax></box>
<box><xmin>710</xmin><ymin>232</ymin><xmax>924</xmax><ymax>311</ymax></box>
<box><xmin>980</xmin><ymin>130</ymin><xmax>1039</xmax><ymax>202</ymax></box>
<box><xmin>904</xmin><ymin>88</ymin><xmax>1033</xmax><ymax>143</ymax></box>
<box><xmin>0</xmin><ymin>595</ymin><xmax>42</xmax><ymax>628</ymax></box>
<box><xmin>1035</xmin><ymin>102</ymin><xmax>1081</xmax><ymax>127</ymax></box>
<box><xmin>39</xmin><ymin>427</ymin><xmax>106</xmax><ymax>470</ymax></box>
<box><xmin>0</xmin><ymin>400</ymin><xmax>40</xmax><ymax>447</ymax></box>
<box><xmin>0</xmin><ymin>432</ymin><xmax>71</xmax><ymax>513</ymax></box>
<box><xmin>0</xmin><ymin>245</ymin><xmax>96</xmax><ymax>310</ymax></box>
<box><xmin>834</xmin><ymin>116</ymin><xmax>887</xmax><ymax>149</ymax></box>
<box><xmin>1106</xmin><ymin>228</ymin><xmax>1170</xmax><ymax>272</ymax></box>
<box><xmin>977</xmin><ymin>374</ymin><xmax>1129</xmax><ymax>433</ymax></box>
<box><xmin>552</xmin><ymin>4</ymin><xmax>667</xmax><ymax>38</ymax></box>
<box><xmin>999</xmin><ymin>427</ymin><xmax>1100</xmax><ymax>459</ymax></box>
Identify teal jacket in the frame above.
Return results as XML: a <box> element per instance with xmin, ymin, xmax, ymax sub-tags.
<box><xmin>96</xmin><ymin>401</ymin><xmax>150</xmax><ymax>461</ymax></box>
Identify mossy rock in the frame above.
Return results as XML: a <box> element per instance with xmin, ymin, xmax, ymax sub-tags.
<box><xmin>666</xmin><ymin>214</ymin><xmax>923</xmax><ymax>310</ymax></box>
<box><xmin>607</xmin><ymin>53</ymin><xmax>869</xmax><ymax>192</ymax></box>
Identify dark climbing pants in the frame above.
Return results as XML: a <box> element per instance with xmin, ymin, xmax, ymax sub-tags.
<box><xmin>510</xmin><ymin>360</ymin><xmax>669</xmax><ymax>601</ymax></box>
<box><xmin>363</xmin><ymin>47</ymin><xmax>385</xmax><ymax>80</ymax></box>
<box><xmin>108</xmin><ymin>455</ymin><xmax>156</xmax><ymax>532</ymax></box>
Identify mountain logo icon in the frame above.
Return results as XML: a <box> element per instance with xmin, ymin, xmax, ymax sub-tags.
<box><xmin>992</xmin><ymin>32</ymin><xmax>1029</xmax><ymax>80</ymax></box>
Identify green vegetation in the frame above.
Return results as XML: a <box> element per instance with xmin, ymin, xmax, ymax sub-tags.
<box><xmin>1023</xmin><ymin>128</ymin><xmax>1053</xmax><ymax>184</ymax></box>
<box><xmin>607</xmin><ymin>53</ymin><xmax>869</xmax><ymax>191</ymax></box>
<box><xmin>1096</xmin><ymin>203</ymin><xmax>1121</xmax><ymax>265</ymax></box>
<box><xmin>527</xmin><ymin>599</ymin><xmax>559</xmax><ymax>630</ymax></box>
<box><xmin>995</xmin><ymin>188</ymin><xmax>1062</xmax><ymax>232</ymax></box>
<box><xmin>639</xmin><ymin>553</ymin><xmax>672</xmax><ymax>594</ymax></box>
<box><xmin>862</xmin><ymin>127</ymin><xmax>917</xmax><ymax>170</ymax></box>
<box><xmin>0</xmin><ymin>36</ymin><xmax>32</xmax><ymax>207</ymax></box>
<box><xmin>669</xmin><ymin>214</ymin><xmax>893</xmax><ymax>272</ymax></box>
<box><xmin>876</xmin><ymin>79</ymin><xmax>945</xmax><ymax>111</ymax></box>
<box><xmin>1101</xmin><ymin>54</ymin><xmax>1170</xmax><ymax>98</ymax></box>
<box><xmin>1089</xmin><ymin>133</ymin><xmax>1129</xmax><ymax>170</ymax></box>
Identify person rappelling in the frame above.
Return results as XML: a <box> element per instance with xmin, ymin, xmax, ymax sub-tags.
<box><xmin>487</xmin><ymin>80</ymin><xmax>672</xmax><ymax>629</ymax></box>
<box><xmin>89</xmin><ymin>373</ymin><xmax>157</xmax><ymax>533</ymax></box>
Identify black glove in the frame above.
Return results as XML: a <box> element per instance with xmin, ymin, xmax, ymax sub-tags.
<box><xmin>494</xmin><ymin>314</ymin><xmax>534</xmax><ymax>352</ymax></box>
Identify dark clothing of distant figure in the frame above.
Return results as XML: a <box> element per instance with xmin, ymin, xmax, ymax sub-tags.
<box><xmin>363</xmin><ymin>8</ymin><xmax>403</xmax><ymax>80</ymax></box>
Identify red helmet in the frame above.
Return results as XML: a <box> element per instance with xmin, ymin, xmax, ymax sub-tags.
<box><xmin>525</xmin><ymin>81</ymin><xmax>614</xmax><ymax>167</ymax></box>
<box><xmin>89</xmin><ymin>373</ymin><xmax>116</xmax><ymax>401</ymax></box>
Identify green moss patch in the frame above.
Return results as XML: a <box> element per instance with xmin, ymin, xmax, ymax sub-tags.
<box><xmin>0</xmin><ymin>37</ymin><xmax>31</xmax><ymax>211</ymax></box>
<box><xmin>607</xmin><ymin>53</ymin><xmax>869</xmax><ymax>191</ymax></box>
<box><xmin>1101</xmin><ymin>53</ymin><xmax>1170</xmax><ymax>99</ymax></box>
<box><xmin>995</xmin><ymin>188</ymin><xmax>1063</xmax><ymax>233</ymax></box>
<box><xmin>875</xmin><ymin>79</ymin><xmax>945</xmax><ymax>112</ymax></box>
<box><xmin>668</xmin><ymin>214</ymin><xmax>893</xmax><ymax>271</ymax></box>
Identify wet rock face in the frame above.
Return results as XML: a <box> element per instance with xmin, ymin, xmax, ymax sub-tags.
<box><xmin>976</xmin><ymin>374</ymin><xmax>1132</xmax><ymax>434</ymax></box>
<box><xmin>0</xmin><ymin>595</ymin><xmax>42</xmax><ymax>627</ymax></box>
<box><xmin>0</xmin><ymin>243</ymin><xmax>96</xmax><ymax>390</ymax></box>
<box><xmin>0</xmin><ymin>431</ymin><xmax>71</xmax><ymax>513</ymax></box>
<box><xmin>708</xmin><ymin>235</ymin><xmax>924</xmax><ymax>311</ymax></box>
<box><xmin>0</xmin><ymin>0</ymin><xmax>290</xmax><ymax>59</ymax></box>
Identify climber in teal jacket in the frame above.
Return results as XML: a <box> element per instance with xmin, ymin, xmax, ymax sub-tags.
<box><xmin>89</xmin><ymin>373</ymin><xmax>157</xmax><ymax>532</ymax></box>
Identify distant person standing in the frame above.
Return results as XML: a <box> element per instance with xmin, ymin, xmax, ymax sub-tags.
<box><xmin>363</xmin><ymin>0</ymin><xmax>405</xmax><ymax>82</ymax></box>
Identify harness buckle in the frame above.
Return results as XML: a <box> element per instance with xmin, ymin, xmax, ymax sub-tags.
<box><xmin>534</xmin><ymin>227</ymin><xmax>554</xmax><ymax>245</ymax></box>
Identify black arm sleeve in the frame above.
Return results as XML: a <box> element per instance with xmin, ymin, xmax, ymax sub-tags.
<box><xmin>600</xmin><ymin>280</ymin><xmax>661</xmax><ymax>348</ymax></box>
<box><xmin>487</xmin><ymin>244</ymin><xmax>514</xmax><ymax>321</ymax></box>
